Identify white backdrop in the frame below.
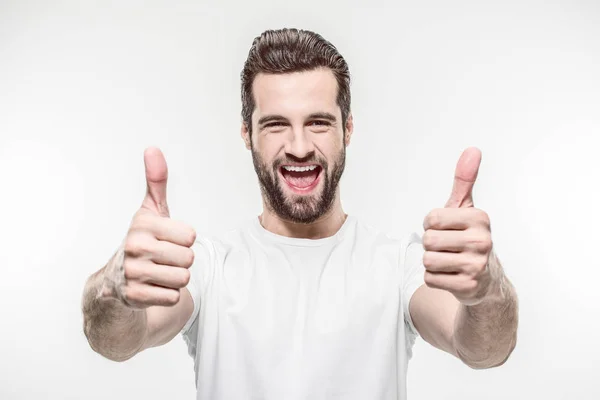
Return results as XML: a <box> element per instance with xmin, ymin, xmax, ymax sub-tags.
<box><xmin>1</xmin><ymin>1</ymin><xmax>599</xmax><ymax>399</ymax></box>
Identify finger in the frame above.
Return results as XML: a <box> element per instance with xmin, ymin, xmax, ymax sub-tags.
<box><xmin>423</xmin><ymin>250</ymin><xmax>470</xmax><ymax>273</ymax></box>
<box><xmin>422</xmin><ymin>230</ymin><xmax>465</xmax><ymax>252</ymax></box>
<box><xmin>125</xmin><ymin>260</ymin><xmax>191</xmax><ymax>289</ymax></box>
<box><xmin>424</xmin><ymin>270</ymin><xmax>476</xmax><ymax>294</ymax></box>
<box><xmin>122</xmin><ymin>281</ymin><xmax>181</xmax><ymax>308</ymax></box>
<box><xmin>423</xmin><ymin>208</ymin><xmax>484</xmax><ymax>231</ymax></box>
<box><xmin>131</xmin><ymin>213</ymin><xmax>196</xmax><ymax>247</ymax></box>
<box><xmin>445</xmin><ymin>147</ymin><xmax>481</xmax><ymax>208</ymax></box>
<box><xmin>422</xmin><ymin>229</ymin><xmax>491</xmax><ymax>253</ymax></box>
<box><xmin>153</xmin><ymin>220</ymin><xmax>196</xmax><ymax>248</ymax></box>
<box><xmin>150</xmin><ymin>240</ymin><xmax>195</xmax><ymax>268</ymax></box>
<box><xmin>143</xmin><ymin>147</ymin><xmax>170</xmax><ymax>217</ymax></box>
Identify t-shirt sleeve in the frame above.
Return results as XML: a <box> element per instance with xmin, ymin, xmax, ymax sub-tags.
<box><xmin>402</xmin><ymin>232</ymin><xmax>426</xmax><ymax>337</ymax></box>
<box><xmin>181</xmin><ymin>236</ymin><xmax>215</xmax><ymax>336</ymax></box>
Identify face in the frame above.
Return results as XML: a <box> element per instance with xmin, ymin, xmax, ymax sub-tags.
<box><xmin>242</xmin><ymin>68</ymin><xmax>353</xmax><ymax>224</ymax></box>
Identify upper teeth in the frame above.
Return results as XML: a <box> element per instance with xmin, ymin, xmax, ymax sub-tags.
<box><xmin>283</xmin><ymin>165</ymin><xmax>317</xmax><ymax>172</ymax></box>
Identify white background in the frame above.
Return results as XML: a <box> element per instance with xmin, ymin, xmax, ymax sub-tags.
<box><xmin>1</xmin><ymin>1</ymin><xmax>599</xmax><ymax>399</ymax></box>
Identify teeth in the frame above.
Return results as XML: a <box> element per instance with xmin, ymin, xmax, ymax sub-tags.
<box><xmin>282</xmin><ymin>165</ymin><xmax>318</xmax><ymax>172</ymax></box>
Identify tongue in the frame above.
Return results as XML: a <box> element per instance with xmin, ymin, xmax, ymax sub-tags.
<box><xmin>282</xmin><ymin>169</ymin><xmax>319</xmax><ymax>188</ymax></box>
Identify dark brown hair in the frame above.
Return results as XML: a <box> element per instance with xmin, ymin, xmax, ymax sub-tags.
<box><xmin>240</xmin><ymin>28</ymin><xmax>351</xmax><ymax>137</ymax></box>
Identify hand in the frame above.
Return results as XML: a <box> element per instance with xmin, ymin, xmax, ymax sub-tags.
<box><xmin>422</xmin><ymin>147</ymin><xmax>495</xmax><ymax>306</ymax></box>
<box><xmin>98</xmin><ymin>147</ymin><xmax>196</xmax><ymax>309</ymax></box>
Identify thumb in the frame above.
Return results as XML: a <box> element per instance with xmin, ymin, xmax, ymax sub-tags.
<box><xmin>445</xmin><ymin>147</ymin><xmax>482</xmax><ymax>208</ymax></box>
<box><xmin>142</xmin><ymin>147</ymin><xmax>170</xmax><ymax>217</ymax></box>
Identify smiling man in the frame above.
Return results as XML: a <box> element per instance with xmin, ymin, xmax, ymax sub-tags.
<box><xmin>82</xmin><ymin>28</ymin><xmax>519</xmax><ymax>400</ymax></box>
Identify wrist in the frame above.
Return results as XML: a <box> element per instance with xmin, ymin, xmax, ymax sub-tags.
<box><xmin>464</xmin><ymin>273</ymin><xmax>516</xmax><ymax>323</ymax></box>
<box><xmin>96</xmin><ymin>245</ymin><xmax>128</xmax><ymax>303</ymax></box>
<box><xmin>475</xmin><ymin>250</ymin><xmax>508</xmax><ymax>306</ymax></box>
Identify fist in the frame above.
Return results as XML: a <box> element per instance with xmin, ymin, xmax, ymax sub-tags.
<box><xmin>422</xmin><ymin>147</ymin><xmax>495</xmax><ymax>306</ymax></box>
<box><xmin>99</xmin><ymin>147</ymin><xmax>196</xmax><ymax>309</ymax></box>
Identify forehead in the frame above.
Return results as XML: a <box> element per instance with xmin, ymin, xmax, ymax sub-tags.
<box><xmin>252</xmin><ymin>68</ymin><xmax>339</xmax><ymax>119</ymax></box>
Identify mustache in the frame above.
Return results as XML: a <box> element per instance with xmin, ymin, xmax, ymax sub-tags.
<box><xmin>271</xmin><ymin>156</ymin><xmax>327</xmax><ymax>170</ymax></box>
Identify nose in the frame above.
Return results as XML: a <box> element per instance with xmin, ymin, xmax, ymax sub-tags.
<box><xmin>284</xmin><ymin>127</ymin><xmax>315</xmax><ymax>159</ymax></box>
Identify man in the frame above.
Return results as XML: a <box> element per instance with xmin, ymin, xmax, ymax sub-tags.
<box><xmin>82</xmin><ymin>28</ymin><xmax>518</xmax><ymax>399</ymax></box>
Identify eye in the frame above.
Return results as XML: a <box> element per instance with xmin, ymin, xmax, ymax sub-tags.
<box><xmin>265</xmin><ymin>121</ymin><xmax>286</xmax><ymax>128</ymax></box>
<box><xmin>309</xmin><ymin>120</ymin><xmax>330</xmax><ymax>127</ymax></box>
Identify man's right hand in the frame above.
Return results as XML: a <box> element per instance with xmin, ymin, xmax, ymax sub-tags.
<box><xmin>99</xmin><ymin>147</ymin><xmax>196</xmax><ymax>309</ymax></box>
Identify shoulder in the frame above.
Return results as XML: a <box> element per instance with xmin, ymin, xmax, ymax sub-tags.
<box><xmin>192</xmin><ymin>218</ymin><xmax>257</xmax><ymax>256</ymax></box>
<box><xmin>186</xmin><ymin>220</ymin><xmax>256</xmax><ymax>289</ymax></box>
<box><xmin>351</xmin><ymin>216</ymin><xmax>424</xmax><ymax>263</ymax></box>
<box><xmin>351</xmin><ymin>216</ymin><xmax>411</xmax><ymax>248</ymax></box>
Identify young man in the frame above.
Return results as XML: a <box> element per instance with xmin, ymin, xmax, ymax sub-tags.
<box><xmin>82</xmin><ymin>28</ymin><xmax>518</xmax><ymax>400</ymax></box>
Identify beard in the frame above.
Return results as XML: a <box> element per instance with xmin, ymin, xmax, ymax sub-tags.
<box><xmin>251</xmin><ymin>145</ymin><xmax>346</xmax><ymax>224</ymax></box>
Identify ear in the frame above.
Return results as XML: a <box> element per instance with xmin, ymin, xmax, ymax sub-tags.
<box><xmin>241</xmin><ymin>122</ymin><xmax>251</xmax><ymax>150</ymax></box>
<box><xmin>344</xmin><ymin>114</ymin><xmax>354</xmax><ymax>147</ymax></box>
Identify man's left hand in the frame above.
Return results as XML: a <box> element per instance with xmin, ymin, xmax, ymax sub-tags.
<box><xmin>422</xmin><ymin>147</ymin><xmax>498</xmax><ymax>306</ymax></box>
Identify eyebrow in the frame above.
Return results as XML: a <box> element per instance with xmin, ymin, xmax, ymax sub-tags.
<box><xmin>257</xmin><ymin>112</ymin><xmax>337</xmax><ymax>126</ymax></box>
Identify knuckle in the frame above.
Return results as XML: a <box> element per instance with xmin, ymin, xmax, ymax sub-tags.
<box><xmin>184</xmin><ymin>249</ymin><xmax>195</xmax><ymax>268</ymax></box>
<box><xmin>466</xmin><ymin>277</ymin><xmax>478</xmax><ymax>290</ymax></box>
<box><xmin>483</xmin><ymin>237</ymin><xmax>493</xmax><ymax>253</ymax></box>
<box><xmin>123</xmin><ymin>236</ymin><xmax>147</xmax><ymax>257</ymax></box>
<box><xmin>422</xmin><ymin>231</ymin><xmax>435</xmax><ymax>249</ymax></box>
<box><xmin>122</xmin><ymin>260</ymin><xmax>136</xmax><ymax>280</ymax></box>
<box><xmin>165</xmin><ymin>290</ymin><xmax>180</xmax><ymax>306</ymax></box>
<box><xmin>131</xmin><ymin>213</ymin><xmax>156</xmax><ymax>233</ymax></box>
<box><xmin>462</xmin><ymin>279</ymin><xmax>478</xmax><ymax>295</ymax></box>
<box><xmin>466</xmin><ymin>257</ymin><xmax>485</xmax><ymax>277</ymax></box>
<box><xmin>123</xmin><ymin>237</ymin><xmax>137</xmax><ymax>256</ymax></box>
<box><xmin>424</xmin><ymin>271</ymin><xmax>436</xmax><ymax>287</ymax></box>
<box><xmin>123</xmin><ymin>285</ymin><xmax>144</xmax><ymax>304</ymax></box>
<box><xmin>467</xmin><ymin>233</ymin><xmax>492</xmax><ymax>253</ymax></box>
<box><xmin>425</xmin><ymin>210</ymin><xmax>440</xmax><ymax>229</ymax></box>
<box><xmin>129</xmin><ymin>216</ymin><xmax>144</xmax><ymax>231</ymax></box>
<box><xmin>120</xmin><ymin>287</ymin><xmax>131</xmax><ymax>304</ymax></box>
<box><xmin>465</xmin><ymin>236</ymin><xmax>480</xmax><ymax>250</ymax></box>
<box><xmin>476</xmin><ymin>209</ymin><xmax>491</xmax><ymax>227</ymax></box>
<box><xmin>178</xmin><ymin>269</ymin><xmax>191</xmax><ymax>287</ymax></box>
<box><xmin>422</xmin><ymin>251</ymin><xmax>433</xmax><ymax>269</ymax></box>
<box><xmin>476</xmin><ymin>254</ymin><xmax>489</xmax><ymax>271</ymax></box>
<box><xmin>185</xmin><ymin>229</ymin><xmax>197</xmax><ymax>247</ymax></box>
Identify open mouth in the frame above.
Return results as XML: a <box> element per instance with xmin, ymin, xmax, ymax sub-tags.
<box><xmin>279</xmin><ymin>164</ymin><xmax>323</xmax><ymax>192</ymax></box>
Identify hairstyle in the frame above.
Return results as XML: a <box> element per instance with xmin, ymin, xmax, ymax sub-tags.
<box><xmin>240</xmin><ymin>28</ymin><xmax>351</xmax><ymax>136</ymax></box>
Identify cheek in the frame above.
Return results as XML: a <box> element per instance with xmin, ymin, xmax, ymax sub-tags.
<box><xmin>262</xmin><ymin>131</ymin><xmax>289</xmax><ymax>149</ymax></box>
<box><xmin>254</xmin><ymin>139</ymin><xmax>279</xmax><ymax>162</ymax></box>
<box><xmin>316</xmin><ymin>133</ymin><xmax>343</xmax><ymax>156</ymax></box>
<box><xmin>323</xmin><ymin>142</ymin><xmax>345</xmax><ymax>166</ymax></box>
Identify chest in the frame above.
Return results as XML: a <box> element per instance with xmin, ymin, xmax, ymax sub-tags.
<box><xmin>196</xmin><ymin>243</ymin><xmax>406</xmax><ymax>398</ymax></box>
<box><xmin>208</xmin><ymin>244</ymin><xmax>402</xmax><ymax>345</ymax></box>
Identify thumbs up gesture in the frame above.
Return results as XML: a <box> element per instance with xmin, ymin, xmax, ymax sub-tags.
<box><xmin>99</xmin><ymin>148</ymin><xmax>196</xmax><ymax>309</ymax></box>
<box><xmin>422</xmin><ymin>147</ymin><xmax>496</xmax><ymax>306</ymax></box>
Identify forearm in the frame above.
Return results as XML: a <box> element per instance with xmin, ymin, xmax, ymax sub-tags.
<box><xmin>81</xmin><ymin>267</ymin><xmax>148</xmax><ymax>362</ymax></box>
<box><xmin>452</xmin><ymin>253</ymin><xmax>519</xmax><ymax>369</ymax></box>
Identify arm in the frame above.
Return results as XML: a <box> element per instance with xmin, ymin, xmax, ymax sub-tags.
<box><xmin>81</xmin><ymin>262</ymin><xmax>194</xmax><ymax>362</ymax></box>
<box><xmin>410</xmin><ymin>250</ymin><xmax>519</xmax><ymax>369</ymax></box>
<box><xmin>82</xmin><ymin>147</ymin><xmax>196</xmax><ymax>361</ymax></box>
<box><xmin>409</xmin><ymin>147</ymin><xmax>519</xmax><ymax>368</ymax></box>
<box><xmin>82</xmin><ymin>266</ymin><xmax>147</xmax><ymax>362</ymax></box>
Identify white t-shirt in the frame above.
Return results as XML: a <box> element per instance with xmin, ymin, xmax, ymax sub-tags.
<box><xmin>181</xmin><ymin>215</ymin><xmax>425</xmax><ymax>400</ymax></box>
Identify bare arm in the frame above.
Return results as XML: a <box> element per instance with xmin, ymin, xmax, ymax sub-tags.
<box><xmin>452</xmin><ymin>252</ymin><xmax>518</xmax><ymax>368</ymax></box>
<box><xmin>82</xmin><ymin>266</ymin><xmax>147</xmax><ymax>362</ymax></box>
<box><xmin>411</xmin><ymin>147</ymin><xmax>519</xmax><ymax>369</ymax></box>
<box><xmin>410</xmin><ymin>251</ymin><xmax>519</xmax><ymax>369</ymax></box>
<box><xmin>82</xmin><ymin>147</ymin><xmax>196</xmax><ymax>361</ymax></box>
<box><xmin>81</xmin><ymin>264</ymin><xmax>194</xmax><ymax>362</ymax></box>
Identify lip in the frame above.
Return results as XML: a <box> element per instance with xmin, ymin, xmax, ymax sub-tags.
<box><xmin>280</xmin><ymin>163</ymin><xmax>321</xmax><ymax>168</ymax></box>
<box><xmin>279</xmin><ymin>166</ymin><xmax>322</xmax><ymax>194</ymax></box>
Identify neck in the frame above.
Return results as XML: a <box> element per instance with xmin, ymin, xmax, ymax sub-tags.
<box><xmin>258</xmin><ymin>192</ymin><xmax>347</xmax><ymax>240</ymax></box>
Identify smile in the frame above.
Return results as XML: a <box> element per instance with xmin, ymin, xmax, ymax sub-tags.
<box><xmin>279</xmin><ymin>164</ymin><xmax>322</xmax><ymax>193</ymax></box>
